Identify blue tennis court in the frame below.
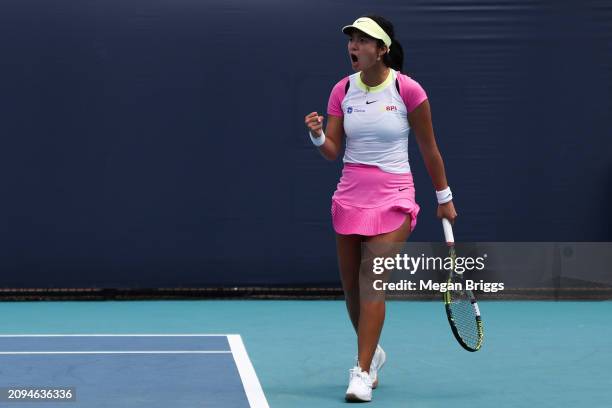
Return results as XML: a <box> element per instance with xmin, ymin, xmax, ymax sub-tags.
<box><xmin>1</xmin><ymin>300</ymin><xmax>610</xmax><ymax>407</ymax></box>
<box><xmin>0</xmin><ymin>331</ymin><xmax>267</xmax><ymax>407</ymax></box>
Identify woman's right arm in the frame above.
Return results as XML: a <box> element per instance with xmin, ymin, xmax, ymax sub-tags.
<box><xmin>304</xmin><ymin>112</ymin><xmax>344</xmax><ymax>161</ymax></box>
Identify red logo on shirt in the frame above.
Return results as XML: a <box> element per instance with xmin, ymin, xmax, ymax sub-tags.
<box><xmin>386</xmin><ymin>105</ymin><xmax>397</xmax><ymax>111</ymax></box>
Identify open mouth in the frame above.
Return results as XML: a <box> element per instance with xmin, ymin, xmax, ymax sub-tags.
<box><xmin>350</xmin><ymin>54</ymin><xmax>358</xmax><ymax>62</ymax></box>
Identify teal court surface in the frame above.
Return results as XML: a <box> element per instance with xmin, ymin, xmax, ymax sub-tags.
<box><xmin>1</xmin><ymin>300</ymin><xmax>610</xmax><ymax>407</ymax></box>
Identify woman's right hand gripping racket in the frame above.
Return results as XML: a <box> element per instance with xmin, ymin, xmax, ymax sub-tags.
<box><xmin>441</xmin><ymin>218</ymin><xmax>484</xmax><ymax>352</ymax></box>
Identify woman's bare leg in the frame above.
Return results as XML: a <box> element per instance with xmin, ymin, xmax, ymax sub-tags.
<box><xmin>336</xmin><ymin>233</ymin><xmax>363</xmax><ymax>333</ymax></box>
<box><xmin>357</xmin><ymin>215</ymin><xmax>412</xmax><ymax>373</ymax></box>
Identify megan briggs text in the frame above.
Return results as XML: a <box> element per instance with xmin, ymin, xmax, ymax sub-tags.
<box><xmin>373</xmin><ymin>279</ymin><xmax>505</xmax><ymax>293</ymax></box>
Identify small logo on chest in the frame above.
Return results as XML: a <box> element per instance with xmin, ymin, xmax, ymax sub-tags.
<box><xmin>346</xmin><ymin>106</ymin><xmax>365</xmax><ymax>114</ymax></box>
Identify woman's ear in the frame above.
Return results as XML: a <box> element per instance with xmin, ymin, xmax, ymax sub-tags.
<box><xmin>378</xmin><ymin>47</ymin><xmax>388</xmax><ymax>60</ymax></box>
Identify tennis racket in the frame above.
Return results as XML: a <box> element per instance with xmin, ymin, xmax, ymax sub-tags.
<box><xmin>441</xmin><ymin>218</ymin><xmax>484</xmax><ymax>352</ymax></box>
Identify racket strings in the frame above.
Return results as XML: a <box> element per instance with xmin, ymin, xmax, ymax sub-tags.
<box><xmin>448</xmin><ymin>291</ymin><xmax>481</xmax><ymax>349</ymax></box>
<box><xmin>445</xmin><ymin>241</ymin><xmax>483</xmax><ymax>351</ymax></box>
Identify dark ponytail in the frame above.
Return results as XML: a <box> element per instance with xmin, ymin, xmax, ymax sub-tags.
<box><xmin>385</xmin><ymin>38</ymin><xmax>404</xmax><ymax>72</ymax></box>
<box><xmin>363</xmin><ymin>14</ymin><xmax>404</xmax><ymax>72</ymax></box>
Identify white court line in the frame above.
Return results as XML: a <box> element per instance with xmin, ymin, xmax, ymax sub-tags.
<box><xmin>0</xmin><ymin>334</ymin><xmax>235</xmax><ymax>337</ymax></box>
<box><xmin>0</xmin><ymin>351</ymin><xmax>231</xmax><ymax>355</ymax></box>
<box><xmin>228</xmin><ymin>335</ymin><xmax>269</xmax><ymax>408</ymax></box>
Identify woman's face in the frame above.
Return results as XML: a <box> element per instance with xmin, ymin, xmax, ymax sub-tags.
<box><xmin>347</xmin><ymin>30</ymin><xmax>384</xmax><ymax>71</ymax></box>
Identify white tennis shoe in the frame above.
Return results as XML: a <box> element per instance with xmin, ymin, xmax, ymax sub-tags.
<box><xmin>369</xmin><ymin>345</ymin><xmax>386</xmax><ymax>389</ymax></box>
<box><xmin>354</xmin><ymin>345</ymin><xmax>386</xmax><ymax>389</ymax></box>
<box><xmin>345</xmin><ymin>366</ymin><xmax>373</xmax><ymax>402</ymax></box>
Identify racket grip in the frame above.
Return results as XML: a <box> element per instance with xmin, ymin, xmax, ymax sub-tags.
<box><xmin>441</xmin><ymin>218</ymin><xmax>454</xmax><ymax>245</ymax></box>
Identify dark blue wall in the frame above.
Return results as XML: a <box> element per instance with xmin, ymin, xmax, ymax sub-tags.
<box><xmin>1</xmin><ymin>0</ymin><xmax>610</xmax><ymax>287</ymax></box>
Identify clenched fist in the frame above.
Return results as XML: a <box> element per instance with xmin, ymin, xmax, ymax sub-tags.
<box><xmin>304</xmin><ymin>112</ymin><xmax>325</xmax><ymax>137</ymax></box>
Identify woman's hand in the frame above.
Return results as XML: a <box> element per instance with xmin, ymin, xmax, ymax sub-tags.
<box><xmin>304</xmin><ymin>112</ymin><xmax>325</xmax><ymax>137</ymax></box>
<box><xmin>437</xmin><ymin>201</ymin><xmax>457</xmax><ymax>223</ymax></box>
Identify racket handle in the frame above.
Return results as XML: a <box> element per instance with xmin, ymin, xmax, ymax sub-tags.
<box><xmin>441</xmin><ymin>218</ymin><xmax>454</xmax><ymax>245</ymax></box>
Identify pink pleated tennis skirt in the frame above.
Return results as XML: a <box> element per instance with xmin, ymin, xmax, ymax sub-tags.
<box><xmin>331</xmin><ymin>163</ymin><xmax>420</xmax><ymax>236</ymax></box>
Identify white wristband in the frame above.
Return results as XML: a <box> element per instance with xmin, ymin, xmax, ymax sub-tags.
<box><xmin>309</xmin><ymin>130</ymin><xmax>326</xmax><ymax>147</ymax></box>
<box><xmin>436</xmin><ymin>186</ymin><xmax>453</xmax><ymax>204</ymax></box>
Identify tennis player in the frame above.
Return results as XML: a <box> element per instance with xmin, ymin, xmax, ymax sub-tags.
<box><xmin>304</xmin><ymin>15</ymin><xmax>458</xmax><ymax>402</ymax></box>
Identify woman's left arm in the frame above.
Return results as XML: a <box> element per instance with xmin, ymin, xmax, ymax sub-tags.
<box><xmin>408</xmin><ymin>100</ymin><xmax>458</xmax><ymax>222</ymax></box>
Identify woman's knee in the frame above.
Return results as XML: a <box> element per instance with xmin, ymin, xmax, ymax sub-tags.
<box><xmin>360</xmin><ymin>300</ymin><xmax>386</xmax><ymax>313</ymax></box>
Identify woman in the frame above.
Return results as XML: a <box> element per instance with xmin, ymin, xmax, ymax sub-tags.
<box><xmin>304</xmin><ymin>15</ymin><xmax>457</xmax><ymax>402</ymax></box>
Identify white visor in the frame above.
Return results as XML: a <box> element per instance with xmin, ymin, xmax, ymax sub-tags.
<box><xmin>342</xmin><ymin>17</ymin><xmax>392</xmax><ymax>50</ymax></box>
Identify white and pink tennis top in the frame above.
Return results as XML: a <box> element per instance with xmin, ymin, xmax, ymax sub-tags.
<box><xmin>327</xmin><ymin>68</ymin><xmax>428</xmax><ymax>174</ymax></box>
